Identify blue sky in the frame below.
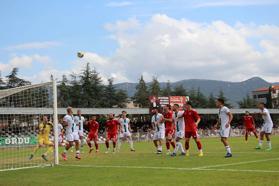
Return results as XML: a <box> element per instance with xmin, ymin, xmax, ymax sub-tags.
<box><xmin>0</xmin><ymin>0</ymin><xmax>279</xmax><ymax>83</ymax></box>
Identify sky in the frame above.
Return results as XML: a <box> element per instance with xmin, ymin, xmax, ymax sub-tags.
<box><xmin>0</xmin><ymin>0</ymin><xmax>279</xmax><ymax>83</ymax></box>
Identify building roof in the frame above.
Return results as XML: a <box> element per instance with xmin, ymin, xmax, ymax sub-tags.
<box><xmin>253</xmin><ymin>85</ymin><xmax>279</xmax><ymax>93</ymax></box>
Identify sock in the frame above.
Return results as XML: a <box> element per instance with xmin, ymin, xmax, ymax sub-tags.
<box><xmin>76</xmin><ymin>150</ymin><xmax>80</xmax><ymax>155</ymax></box>
<box><xmin>185</xmin><ymin>141</ymin><xmax>189</xmax><ymax>150</ymax></box>
<box><xmin>171</xmin><ymin>141</ymin><xmax>176</xmax><ymax>149</ymax></box>
<box><xmin>113</xmin><ymin>141</ymin><xmax>116</xmax><ymax>148</ymax></box>
<box><xmin>196</xmin><ymin>141</ymin><xmax>202</xmax><ymax>150</ymax></box>
<box><xmin>95</xmin><ymin>142</ymin><xmax>99</xmax><ymax>150</ymax></box>
<box><xmin>225</xmin><ymin>146</ymin><xmax>231</xmax><ymax>154</ymax></box>
<box><xmin>173</xmin><ymin>142</ymin><xmax>179</xmax><ymax>153</ymax></box>
<box><xmin>166</xmin><ymin>141</ymin><xmax>170</xmax><ymax>150</ymax></box>
<box><xmin>158</xmin><ymin>146</ymin><xmax>162</xmax><ymax>151</ymax></box>
<box><xmin>258</xmin><ymin>140</ymin><xmax>263</xmax><ymax>146</ymax></box>
<box><xmin>87</xmin><ymin>141</ymin><xmax>92</xmax><ymax>148</ymax></box>
<box><xmin>267</xmin><ymin>141</ymin><xmax>272</xmax><ymax>148</ymax></box>
<box><xmin>245</xmin><ymin>133</ymin><xmax>248</xmax><ymax>141</ymax></box>
<box><xmin>129</xmin><ymin>140</ymin><xmax>134</xmax><ymax>149</ymax></box>
<box><xmin>118</xmin><ymin>140</ymin><xmax>122</xmax><ymax>150</ymax></box>
<box><xmin>180</xmin><ymin>142</ymin><xmax>185</xmax><ymax>153</ymax></box>
<box><xmin>105</xmin><ymin>141</ymin><xmax>109</xmax><ymax>149</ymax></box>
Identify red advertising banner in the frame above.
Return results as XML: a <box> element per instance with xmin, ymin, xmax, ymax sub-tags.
<box><xmin>169</xmin><ymin>96</ymin><xmax>188</xmax><ymax>107</ymax></box>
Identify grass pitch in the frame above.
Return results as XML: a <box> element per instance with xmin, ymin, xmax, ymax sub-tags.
<box><xmin>0</xmin><ymin>136</ymin><xmax>279</xmax><ymax>186</ymax></box>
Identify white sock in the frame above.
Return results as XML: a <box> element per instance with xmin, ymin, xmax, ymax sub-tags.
<box><xmin>225</xmin><ymin>146</ymin><xmax>231</xmax><ymax>154</ymax></box>
<box><xmin>173</xmin><ymin>142</ymin><xmax>180</xmax><ymax>153</ymax></box>
<box><xmin>118</xmin><ymin>140</ymin><xmax>122</xmax><ymax>150</ymax></box>
<box><xmin>158</xmin><ymin>146</ymin><xmax>162</xmax><ymax>151</ymax></box>
<box><xmin>76</xmin><ymin>150</ymin><xmax>80</xmax><ymax>154</ymax></box>
<box><xmin>129</xmin><ymin>140</ymin><xmax>134</xmax><ymax>149</ymax></box>
<box><xmin>267</xmin><ymin>141</ymin><xmax>272</xmax><ymax>148</ymax></box>
<box><xmin>258</xmin><ymin>140</ymin><xmax>263</xmax><ymax>146</ymax></box>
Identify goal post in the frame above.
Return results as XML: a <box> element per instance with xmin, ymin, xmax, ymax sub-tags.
<box><xmin>0</xmin><ymin>79</ymin><xmax>59</xmax><ymax>171</ymax></box>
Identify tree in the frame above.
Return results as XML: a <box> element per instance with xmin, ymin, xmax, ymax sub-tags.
<box><xmin>149</xmin><ymin>77</ymin><xmax>161</xmax><ymax>97</ymax></box>
<box><xmin>238</xmin><ymin>94</ymin><xmax>256</xmax><ymax>108</ymax></box>
<box><xmin>171</xmin><ymin>84</ymin><xmax>187</xmax><ymax>96</ymax></box>
<box><xmin>6</xmin><ymin>68</ymin><xmax>31</xmax><ymax>88</ymax></box>
<box><xmin>115</xmin><ymin>90</ymin><xmax>128</xmax><ymax>108</ymax></box>
<box><xmin>207</xmin><ymin>93</ymin><xmax>216</xmax><ymax>108</ymax></box>
<box><xmin>90</xmin><ymin>67</ymin><xmax>104</xmax><ymax>107</ymax></box>
<box><xmin>134</xmin><ymin>75</ymin><xmax>149</xmax><ymax>107</ymax></box>
<box><xmin>58</xmin><ymin>75</ymin><xmax>71</xmax><ymax>107</ymax></box>
<box><xmin>69</xmin><ymin>73</ymin><xmax>82</xmax><ymax>107</ymax></box>
<box><xmin>161</xmin><ymin>81</ymin><xmax>172</xmax><ymax>96</ymax></box>
<box><xmin>195</xmin><ymin>88</ymin><xmax>208</xmax><ymax>108</ymax></box>
<box><xmin>217</xmin><ymin>90</ymin><xmax>232</xmax><ymax>108</ymax></box>
<box><xmin>80</xmin><ymin>63</ymin><xmax>94</xmax><ymax>107</ymax></box>
<box><xmin>102</xmin><ymin>78</ymin><xmax>117</xmax><ymax>107</ymax></box>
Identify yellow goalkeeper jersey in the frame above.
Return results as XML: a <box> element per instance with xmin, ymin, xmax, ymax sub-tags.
<box><xmin>38</xmin><ymin>122</ymin><xmax>53</xmax><ymax>139</ymax></box>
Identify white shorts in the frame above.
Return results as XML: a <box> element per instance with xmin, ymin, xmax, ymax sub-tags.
<box><xmin>58</xmin><ymin>135</ymin><xmax>63</xmax><ymax>143</ymax></box>
<box><xmin>78</xmin><ymin>130</ymin><xmax>84</xmax><ymax>137</ymax></box>
<box><xmin>153</xmin><ymin>130</ymin><xmax>165</xmax><ymax>140</ymax></box>
<box><xmin>175</xmin><ymin>131</ymin><xmax>184</xmax><ymax>139</ymax></box>
<box><xmin>219</xmin><ymin>127</ymin><xmax>231</xmax><ymax>138</ymax></box>
<box><xmin>261</xmin><ymin>124</ymin><xmax>273</xmax><ymax>134</ymax></box>
<box><xmin>119</xmin><ymin>132</ymin><xmax>131</xmax><ymax>138</ymax></box>
<box><xmin>66</xmin><ymin>132</ymin><xmax>79</xmax><ymax>142</ymax></box>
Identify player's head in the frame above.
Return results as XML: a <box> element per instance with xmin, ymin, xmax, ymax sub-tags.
<box><xmin>216</xmin><ymin>98</ymin><xmax>225</xmax><ymax>108</ymax></box>
<box><xmin>152</xmin><ymin>107</ymin><xmax>159</xmax><ymax>114</ymax></box>
<box><xmin>173</xmin><ymin>104</ymin><xmax>180</xmax><ymax>111</ymax></box>
<box><xmin>67</xmin><ymin>107</ymin><xmax>73</xmax><ymax>115</ymax></box>
<box><xmin>91</xmin><ymin>115</ymin><xmax>96</xmax><ymax>120</ymax></box>
<box><xmin>245</xmin><ymin>111</ymin><xmax>250</xmax><ymax>115</ymax></box>
<box><xmin>185</xmin><ymin>101</ymin><xmax>193</xmax><ymax>110</ymax></box>
<box><xmin>258</xmin><ymin>102</ymin><xmax>265</xmax><ymax>109</ymax></box>
<box><xmin>122</xmin><ymin>110</ymin><xmax>127</xmax><ymax>117</ymax></box>
<box><xmin>42</xmin><ymin>115</ymin><xmax>48</xmax><ymax>123</ymax></box>
<box><xmin>108</xmin><ymin>113</ymin><xmax>114</xmax><ymax>119</ymax></box>
<box><xmin>77</xmin><ymin>109</ymin><xmax>81</xmax><ymax>115</ymax></box>
<box><xmin>164</xmin><ymin>104</ymin><xmax>171</xmax><ymax>112</ymax></box>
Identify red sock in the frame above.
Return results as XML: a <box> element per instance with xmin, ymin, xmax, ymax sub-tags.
<box><xmin>166</xmin><ymin>141</ymin><xmax>170</xmax><ymax>150</ymax></box>
<box><xmin>113</xmin><ymin>141</ymin><xmax>116</xmax><ymax>148</ymax></box>
<box><xmin>95</xmin><ymin>142</ymin><xmax>99</xmax><ymax>150</ymax></box>
<box><xmin>105</xmin><ymin>141</ymin><xmax>109</xmax><ymax>148</ymax></box>
<box><xmin>171</xmin><ymin>141</ymin><xmax>176</xmax><ymax>148</ymax></box>
<box><xmin>87</xmin><ymin>142</ymin><xmax>92</xmax><ymax>148</ymax></box>
<box><xmin>196</xmin><ymin>141</ymin><xmax>202</xmax><ymax>150</ymax></box>
<box><xmin>185</xmin><ymin>141</ymin><xmax>189</xmax><ymax>150</ymax></box>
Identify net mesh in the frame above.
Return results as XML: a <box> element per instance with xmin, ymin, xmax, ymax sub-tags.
<box><xmin>0</xmin><ymin>82</ymin><xmax>55</xmax><ymax>170</ymax></box>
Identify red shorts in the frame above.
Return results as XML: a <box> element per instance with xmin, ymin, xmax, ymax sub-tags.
<box><xmin>165</xmin><ymin>128</ymin><xmax>174</xmax><ymax>137</ymax></box>
<box><xmin>185</xmin><ymin>131</ymin><xmax>199</xmax><ymax>139</ymax></box>
<box><xmin>88</xmin><ymin>132</ymin><xmax>98</xmax><ymax>141</ymax></box>
<box><xmin>107</xmin><ymin>133</ymin><xmax>117</xmax><ymax>141</ymax></box>
<box><xmin>246</xmin><ymin>127</ymin><xmax>256</xmax><ymax>133</ymax></box>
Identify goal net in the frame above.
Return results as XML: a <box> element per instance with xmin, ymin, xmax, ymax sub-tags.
<box><xmin>0</xmin><ymin>81</ymin><xmax>58</xmax><ymax>171</ymax></box>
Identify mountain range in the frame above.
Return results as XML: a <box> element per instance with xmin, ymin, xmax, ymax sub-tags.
<box><xmin>114</xmin><ymin>77</ymin><xmax>279</xmax><ymax>107</ymax></box>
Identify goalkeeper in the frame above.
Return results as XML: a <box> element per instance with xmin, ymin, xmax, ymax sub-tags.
<box><xmin>29</xmin><ymin>116</ymin><xmax>53</xmax><ymax>161</ymax></box>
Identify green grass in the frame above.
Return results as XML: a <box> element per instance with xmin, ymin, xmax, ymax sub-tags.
<box><xmin>1</xmin><ymin>136</ymin><xmax>279</xmax><ymax>186</ymax></box>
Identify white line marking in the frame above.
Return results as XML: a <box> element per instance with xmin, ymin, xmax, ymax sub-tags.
<box><xmin>193</xmin><ymin>158</ymin><xmax>279</xmax><ymax>169</ymax></box>
<box><xmin>0</xmin><ymin>164</ymin><xmax>51</xmax><ymax>172</ymax></box>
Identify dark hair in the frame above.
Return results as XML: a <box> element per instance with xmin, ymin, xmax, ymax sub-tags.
<box><xmin>174</xmin><ymin>104</ymin><xmax>179</xmax><ymax>107</ymax></box>
<box><xmin>165</xmin><ymin>104</ymin><xmax>171</xmax><ymax>109</ymax></box>
<box><xmin>217</xmin><ymin>98</ymin><xmax>225</xmax><ymax>104</ymax></box>
<box><xmin>186</xmin><ymin>101</ymin><xmax>193</xmax><ymax>107</ymax></box>
<box><xmin>259</xmin><ymin>102</ymin><xmax>265</xmax><ymax>106</ymax></box>
<box><xmin>122</xmin><ymin>110</ymin><xmax>127</xmax><ymax>113</ymax></box>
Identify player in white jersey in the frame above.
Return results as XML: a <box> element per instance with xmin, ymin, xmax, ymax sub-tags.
<box><xmin>58</xmin><ymin>118</ymin><xmax>64</xmax><ymax>146</ymax></box>
<box><xmin>151</xmin><ymin>107</ymin><xmax>165</xmax><ymax>154</ymax></box>
<box><xmin>74</xmin><ymin>110</ymin><xmax>86</xmax><ymax>148</ymax></box>
<box><xmin>256</xmin><ymin>102</ymin><xmax>274</xmax><ymax>151</ymax></box>
<box><xmin>118</xmin><ymin>111</ymin><xmax>135</xmax><ymax>152</ymax></box>
<box><xmin>216</xmin><ymin>98</ymin><xmax>233</xmax><ymax>158</ymax></box>
<box><xmin>171</xmin><ymin>104</ymin><xmax>186</xmax><ymax>156</ymax></box>
<box><xmin>61</xmin><ymin>107</ymin><xmax>81</xmax><ymax>160</ymax></box>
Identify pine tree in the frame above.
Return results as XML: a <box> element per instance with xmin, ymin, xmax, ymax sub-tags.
<box><xmin>58</xmin><ymin>75</ymin><xmax>71</xmax><ymax>107</ymax></box>
<box><xmin>196</xmin><ymin>88</ymin><xmax>208</xmax><ymax>108</ymax></box>
<box><xmin>90</xmin><ymin>67</ymin><xmax>104</xmax><ymax>107</ymax></box>
<box><xmin>102</xmin><ymin>78</ymin><xmax>117</xmax><ymax>107</ymax></box>
<box><xmin>149</xmin><ymin>77</ymin><xmax>161</xmax><ymax>97</ymax></box>
<box><xmin>69</xmin><ymin>73</ymin><xmax>82</xmax><ymax>107</ymax></box>
<box><xmin>134</xmin><ymin>75</ymin><xmax>149</xmax><ymax>107</ymax></box>
<box><xmin>217</xmin><ymin>90</ymin><xmax>232</xmax><ymax>108</ymax></box>
<box><xmin>161</xmin><ymin>81</ymin><xmax>172</xmax><ymax>96</ymax></box>
<box><xmin>115</xmin><ymin>90</ymin><xmax>128</xmax><ymax>108</ymax></box>
<box><xmin>207</xmin><ymin>93</ymin><xmax>216</xmax><ymax>108</ymax></box>
<box><xmin>6</xmin><ymin>68</ymin><xmax>31</xmax><ymax>88</ymax></box>
<box><xmin>171</xmin><ymin>84</ymin><xmax>187</xmax><ymax>96</ymax></box>
<box><xmin>80</xmin><ymin>63</ymin><xmax>94</xmax><ymax>107</ymax></box>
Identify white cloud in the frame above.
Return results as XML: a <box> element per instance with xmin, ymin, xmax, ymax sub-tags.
<box><xmin>193</xmin><ymin>0</ymin><xmax>279</xmax><ymax>8</ymax></box>
<box><xmin>5</xmin><ymin>41</ymin><xmax>61</xmax><ymax>50</ymax></box>
<box><xmin>106</xmin><ymin>1</ymin><xmax>133</xmax><ymax>7</ymax></box>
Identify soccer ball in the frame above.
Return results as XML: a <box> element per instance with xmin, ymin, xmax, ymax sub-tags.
<box><xmin>77</xmin><ymin>51</ymin><xmax>84</xmax><ymax>58</ymax></box>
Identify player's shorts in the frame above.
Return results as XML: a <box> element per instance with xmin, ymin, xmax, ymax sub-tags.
<box><xmin>219</xmin><ymin>127</ymin><xmax>231</xmax><ymax>138</ymax></box>
<box><xmin>107</xmin><ymin>133</ymin><xmax>118</xmax><ymax>141</ymax></box>
<box><xmin>185</xmin><ymin>130</ymin><xmax>199</xmax><ymax>139</ymax></box>
<box><xmin>153</xmin><ymin>130</ymin><xmax>165</xmax><ymax>140</ymax></box>
<box><xmin>88</xmin><ymin>132</ymin><xmax>98</xmax><ymax>141</ymax></box>
<box><xmin>78</xmin><ymin>130</ymin><xmax>84</xmax><ymax>137</ymax></box>
<box><xmin>175</xmin><ymin>130</ymin><xmax>184</xmax><ymax>139</ymax></box>
<box><xmin>58</xmin><ymin>135</ymin><xmax>64</xmax><ymax>143</ymax></box>
<box><xmin>66</xmin><ymin>132</ymin><xmax>79</xmax><ymax>142</ymax></box>
<box><xmin>246</xmin><ymin>127</ymin><xmax>256</xmax><ymax>133</ymax></box>
<box><xmin>119</xmin><ymin>131</ymin><xmax>131</xmax><ymax>138</ymax></box>
<box><xmin>261</xmin><ymin>123</ymin><xmax>273</xmax><ymax>134</ymax></box>
<box><xmin>165</xmin><ymin>128</ymin><xmax>174</xmax><ymax>137</ymax></box>
<box><xmin>38</xmin><ymin>137</ymin><xmax>53</xmax><ymax>146</ymax></box>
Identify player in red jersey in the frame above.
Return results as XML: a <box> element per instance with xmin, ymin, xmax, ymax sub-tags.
<box><xmin>87</xmin><ymin>115</ymin><xmax>99</xmax><ymax>153</ymax></box>
<box><xmin>183</xmin><ymin>101</ymin><xmax>203</xmax><ymax>157</ymax></box>
<box><xmin>243</xmin><ymin>111</ymin><xmax>258</xmax><ymax>141</ymax></box>
<box><xmin>105</xmin><ymin>113</ymin><xmax>120</xmax><ymax>153</ymax></box>
<box><xmin>163</xmin><ymin>105</ymin><xmax>175</xmax><ymax>155</ymax></box>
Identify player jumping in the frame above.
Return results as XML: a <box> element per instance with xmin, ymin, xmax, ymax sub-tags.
<box><xmin>74</xmin><ymin>109</ymin><xmax>85</xmax><ymax>150</ymax></box>
<box><xmin>255</xmin><ymin>102</ymin><xmax>273</xmax><ymax>151</ymax></box>
<box><xmin>171</xmin><ymin>104</ymin><xmax>186</xmax><ymax>156</ymax></box>
<box><xmin>105</xmin><ymin>113</ymin><xmax>120</xmax><ymax>153</ymax></box>
<box><xmin>243</xmin><ymin>111</ymin><xmax>258</xmax><ymax>142</ymax></box>
<box><xmin>87</xmin><ymin>115</ymin><xmax>99</xmax><ymax>153</ymax></box>
<box><xmin>29</xmin><ymin>116</ymin><xmax>53</xmax><ymax>161</ymax></box>
<box><xmin>61</xmin><ymin>107</ymin><xmax>81</xmax><ymax>160</ymax></box>
<box><xmin>216</xmin><ymin>98</ymin><xmax>233</xmax><ymax>158</ymax></box>
<box><xmin>118</xmin><ymin>111</ymin><xmax>135</xmax><ymax>152</ymax></box>
<box><xmin>183</xmin><ymin>101</ymin><xmax>203</xmax><ymax>157</ymax></box>
<box><xmin>163</xmin><ymin>105</ymin><xmax>175</xmax><ymax>155</ymax></box>
<box><xmin>151</xmin><ymin>107</ymin><xmax>165</xmax><ymax>154</ymax></box>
